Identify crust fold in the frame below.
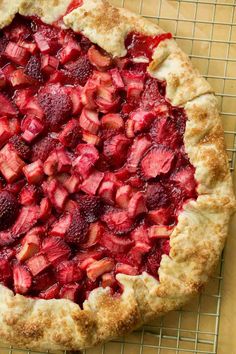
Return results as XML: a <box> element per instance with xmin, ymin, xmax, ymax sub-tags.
<box><xmin>0</xmin><ymin>0</ymin><xmax>234</xmax><ymax>351</ymax></box>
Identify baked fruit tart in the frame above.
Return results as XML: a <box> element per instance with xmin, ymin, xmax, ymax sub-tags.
<box><xmin>0</xmin><ymin>0</ymin><xmax>234</xmax><ymax>351</ymax></box>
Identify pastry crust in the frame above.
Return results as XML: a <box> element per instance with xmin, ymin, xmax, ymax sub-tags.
<box><xmin>0</xmin><ymin>0</ymin><xmax>235</xmax><ymax>351</ymax></box>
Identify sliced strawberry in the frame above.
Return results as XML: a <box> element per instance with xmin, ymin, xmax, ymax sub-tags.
<box><xmin>26</xmin><ymin>253</ymin><xmax>50</xmax><ymax>276</ymax></box>
<box><xmin>38</xmin><ymin>87</ymin><xmax>72</xmax><ymax>131</ymax></box>
<box><xmin>110</xmin><ymin>68</ymin><xmax>124</xmax><ymax>89</ymax></box>
<box><xmin>74</xmin><ymin>194</ymin><xmax>103</xmax><ymax>223</ymax></box>
<box><xmin>12</xmin><ymin>205</ymin><xmax>40</xmax><ymax>237</ymax></box>
<box><xmin>0</xmin><ymin>258</ymin><xmax>12</xmax><ymax>282</ymax></box>
<box><xmin>0</xmin><ymin>231</ymin><xmax>15</xmax><ymax>247</ymax></box>
<box><xmin>88</xmin><ymin>46</ymin><xmax>112</xmax><ymax>70</ymax></box>
<box><xmin>9</xmin><ymin>135</ymin><xmax>31</xmax><ymax>160</ymax></box>
<box><xmin>39</xmin><ymin>283</ymin><xmax>60</xmax><ymax>299</ymax></box>
<box><xmin>127</xmin><ymin>135</ymin><xmax>151</xmax><ymax>173</ymax></box>
<box><xmin>79</xmin><ymin>108</ymin><xmax>100</xmax><ymax>134</ymax></box>
<box><xmin>148</xmin><ymin>225</ymin><xmax>173</xmax><ymax>239</ymax></box>
<box><xmin>140</xmin><ymin>146</ymin><xmax>175</xmax><ymax>180</ymax></box>
<box><xmin>100</xmin><ymin>232</ymin><xmax>134</xmax><ymax>253</ymax></box>
<box><xmin>98</xmin><ymin>180</ymin><xmax>116</xmax><ymax>205</ymax></box>
<box><xmin>56</xmin><ymin>260</ymin><xmax>83</xmax><ymax>284</ymax></box>
<box><xmin>80</xmin><ymin>169</ymin><xmax>104</xmax><ymax>195</ymax></box>
<box><xmin>130</xmin><ymin>225</ymin><xmax>150</xmax><ymax>244</ymax></box>
<box><xmin>39</xmin><ymin>197</ymin><xmax>51</xmax><ymax>221</ymax></box>
<box><xmin>115</xmin><ymin>185</ymin><xmax>133</xmax><ymax>209</ymax></box>
<box><xmin>64</xmin><ymin>56</ymin><xmax>93</xmax><ymax>86</ymax></box>
<box><xmin>32</xmin><ymin>135</ymin><xmax>58</xmax><ymax>162</ymax></box>
<box><xmin>59</xmin><ymin>283</ymin><xmax>80</xmax><ymax>302</ymax></box>
<box><xmin>141</xmin><ymin>77</ymin><xmax>165</xmax><ymax>111</ymax></box>
<box><xmin>0</xmin><ymin>190</ymin><xmax>19</xmax><ymax>231</ymax></box>
<box><xmin>22</xmin><ymin>96</ymin><xmax>44</xmax><ymax>119</ymax></box>
<box><xmin>0</xmin><ymin>69</ymin><xmax>6</xmax><ymax>88</ymax></box>
<box><xmin>41</xmin><ymin>54</ymin><xmax>59</xmax><ymax>74</ymax></box>
<box><xmin>128</xmin><ymin>191</ymin><xmax>147</xmax><ymax>218</ymax></box>
<box><xmin>4</xmin><ymin>42</ymin><xmax>29</xmax><ymax>66</ymax></box>
<box><xmin>24</xmin><ymin>55</ymin><xmax>43</xmax><ymax>81</ymax></box>
<box><xmin>13</xmin><ymin>264</ymin><xmax>32</xmax><ymax>294</ymax></box>
<box><xmin>58</xmin><ymin>119</ymin><xmax>81</xmax><ymax>148</ymax></box>
<box><xmin>115</xmin><ymin>263</ymin><xmax>139</xmax><ymax>275</ymax></box>
<box><xmin>42</xmin><ymin>237</ymin><xmax>71</xmax><ymax>265</ymax></box>
<box><xmin>130</xmin><ymin>110</ymin><xmax>155</xmax><ymax>134</ymax></box>
<box><xmin>4</xmin><ymin>179</ymin><xmax>25</xmax><ymax>195</ymax></box>
<box><xmin>74</xmin><ymin>250</ymin><xmax>104</xmax><ymax>263</ymax></box>
<box><xmin>129</xmin><ymin>242</ymin><xmax>151</xmax><ymax>264</ymax></box>
<box><xmin>59</xmin><ymin>38</ymin><xmax>81</xmax><ymax>64</ymax></box>
<box><xmin>81</xmin><ymin>221</ymin><xmax>103</xmax><ymax>249</ymax></box>
<box><xmin>148</xmin><ymin>207</ymin><xmax>171</xmax><ymax>225</ymax></box>
<box><xmin>73</xmin><ymin>147</ymin><xmax>99</xmax><ymax>179</ymax></box>
<box><xmin>87</xmin><ymin>258</ymin><xmax>114</xmax><ymax>282</ymax></box>
<box><xmin>31</xmin><ymin>270</ymin><xmax>56</xmax><ymax>292</ymax></box>
<box><xmin>146</xmin><ymin>182</ymin><xmax>170</xmax><ymax>210</ymax></box>
<box><xmin>102</xmin><ymin>210</ymin><xmax>135</xmax><ymax>235</ymax></box>
<box><xmin>151</xmin><ymin>116</ymin><xmax>181</xmax><ymax>149</ymax></box>
<box><xmin>171</xmin><ymin>166</ymin><xmax>197</xmax><ymax>197</ymax></box>
<box><xmin>0</xmin><ymin>93</ymin><xmax>17</xmax><ymax>117</ymax></box>
<box><xmin>101</xmin><ymin>113</ymin><xmax>124</xmax><ymax>130</ymax></box>
<box><xmin>103</xmin><ymin>134</ymin><xmax>130</xmax><ymax>168</ymax></box>
<box><xmin>65</xmin><ymin>208</ymin><xmax>88</xmax><ymax>244</ymax></box>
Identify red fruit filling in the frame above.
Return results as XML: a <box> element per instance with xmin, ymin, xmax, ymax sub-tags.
<box><xmin>0</xmin><ymin>15</ymin><xmax>197</xmax><ymax>306</ymax></box>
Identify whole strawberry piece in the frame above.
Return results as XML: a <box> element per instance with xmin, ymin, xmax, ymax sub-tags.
<box><xmin>9</xmin><ymin>135</ymin><xmax>31</xmax><ymax>160</ymax></box>
<box><xmin>24</xmin><ymin>56</ymin><xmax>43</xmax><ymax>82</ymax></box>
<box><xmin>74</xmin><ymin>194</ymin><xmax>103</xmax><ymax>223</ymax></box>
<box><xmin>32</xmin><ymin>135</ymin><xmax>59</xmax><ymax>162</ymax></box>
<box><xmin>65</xmin><ymin>208</ymin><xmax>88</xmax><ymax>244</ymax></box>
<box><xmin>0</xmin><ymin>191</ymin><xmax>19</xmax><ymax>231</ymax></box>
<box><xmin>64</xmin><ymin>56</ymin><xmax>93</xmax><ymax>86</ymax></box>
<box><xmin>38</xmin><ymin>90</ymin><xmax>72</xmax><ymax>131</ymax></box>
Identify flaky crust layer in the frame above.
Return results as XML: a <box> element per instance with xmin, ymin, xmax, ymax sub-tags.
<box><xmin>0</xmin><ymin>0</ymin><xmax>235</xmax><ymax>350</ymax></box>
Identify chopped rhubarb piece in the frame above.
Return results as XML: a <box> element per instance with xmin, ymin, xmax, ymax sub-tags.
<box><xmin>46</xmin><ymin>179</ymin><xmax>69</xmax><ymax>210</ymax></box>
<box><xmin>56</xmin><ymin>260</ymin><xmax>83</xmax><ymax>284</ymax></box>
<box><xmin>39</xmin><ymin>283</ymin><xmax>60</xmax><ymax>299</ymax></box>
<box><xmin>39</xmin><ymin>197</ymin><xmax>51</xmax><ymax>221</ymax></box>
<box><xmin>12</xmin><ymin>205</ymin><xmax>39</xmax><ymax>237</ymax></box>
<box><xmin>127</xmin><ymin>136</ymin><xmax>151</xmax><ymax>173</ymax></box>
<box><xmin>42</xmin><ymin>237</ymin><xmax>71</xmax><ymax>265</ymax></box>
<box><xmin>79</xmin><ymin>108</ymin><xmax>100</xmax><ymax>134</ymax></box>
<box><xmin>148</xmin><ymin>225</ymin><xmax>173</xmax><ymax>239</ymax></box>
<box><xmin>41</xmin><ymin>54</ymin><xmax>59</xmax><ymax>74</ymax></box>
<box><xmin>56</xmin><ymin>148</ymin><xmax>71</xmax><ymax>174</ymax></box>
<box><xmin>34</xmin><ymin>32</ymin><xmax>50</xmax><ymax>54</ymax></box>
<box><xmin>115</xmin><ymin>263</ymin><xmax>139</xmax><ymax>276</ymax></box>
<box><xmin>128</xmin><ymin>191</ymin><xmax>147</xmax><ymax>218</ymax></box>
<box><xmin>4</xmin><ymin>42</ymin><xmax>29</xmax><ymax>65</ymax></box>
<box><xmin>21</xmin><ymin>116</ymin><xmax>44</xmax><ymax>143</ymax></box>
<box><xmin>26</xmin><ymin>253</ymin><xmax>50</xmax><ymax>276</ymax></box>
<box><xmin>88</xmin><ymin>46</ymin><xmax>112</xmax><ymax>70</ymax></box>
<box><xmin>102</xmin><ymin>210</ymin><xmax>135</xmax><ymax>235</ymax></box>
<box><xmin>129</xmin><ymin>242</ymin><xmax>151</xmax><ymax>264</ymax></box>
<box><xmin>43</xmin><ymin>151</ymin><xmax>58</xmax><ymax>176</ymax></box>
<box><xmin>148</xmin><ymin>208</ymin><xmax>171</xmax><ymax>225</ymax></box>
<box><xmin>13</xmin><ymin>264</ymin><xmax>32</xmax><ymax>294</ymax></box>
<box><xmin>101</xmin><ymin>113</ymin><xmax>124</xmax><ymax>130</ymax></box>
<box><xmin>110</xmin><ymin>68</ymin><xmax>124</xmax><ymax>89</ymax></box>
<box><xmin>100</xmin><ymin>232</ymin><xmax>134</xmax><ymax>254</ymax></box>
<box><xmin>73</xmin><ymin>145</ymin><xmax>99</xmax><ymax>179</ymax></box>
<box><xmin>64</xmin><ymin>175</ymin><xmax>81</xmax><ymax>194</ymax></box>
<box><xmin>59</xmin><ymin>38</ymin><xmax>81</xmax><ymax>64</ymax></box>
<box><xmin>82</xmin><ymin>131</ymin><xmax>100</xmax><ymax>145</ymax></box>
<box><xmin>9</xmin><ymin>69</ymin><xmax>34</xmax><ymax>87</ymax></box>
<box><xmin>68</xmin><ymin>87</ymin><xmax>83</xmax><ymax>115</ymax></box>
<box><xmin>17</xmin><ymin>234</ymin><xmax>40</xmax><ymax>262</ymax></box>
<box><xmin>98</xmin><ymin>180</ymin><xmax>116</xmax><ymax>205</ymax></box>
<box><xmin>81</xmin><ymin>222</ymin><xmax>103</xmax><ymax>248</ymax></box>
<box><xmin>65</xmin><ymin>199</ymin><xmax>79</xmax><ymax>213</ymax></box>
<box><xmin>58</xmin><ymin>119</ymin><xmax>81</xmax><ymax>147</ymax></box>
<box><xmin>23</xmin><ymin>160</ymin><xmax>44</xmax><ymax>184</ymax></box>
<box><xmin>0</xmin><ymin>93</ymin><xmax>17</xmax><ymax>117</ymax></box>
<box><xmin>130</xmin><ymin>110</ymin><xmax>155</xmax><ymax>134</ymax></box>
<box><xmin>23</xmin><ymin>97</ymin><xmax>44</xmax><ymax>119</ymax></box>
<box><xmin>0</xmin><ymin>69</ymin><xmax>6</xmax><ymax>88</ymax></box>
<box><xmin>115</xmin><ymin>185</ymin><xmax>133</xmax><ymax>209</ymax></box>
<box><xmin>81</xmin><ymin>169</ymin><xmax>104</xmax><ymax>195</ymax></box>
<box><xmin>103</xmin><ymin>134</ymin><xmax>130</xmax><ymax>168</ymax></box>
<box><xmin>0</xmin><ymin>144</ymin><xmax>25</xmax><ymax>183</ymax></box>
<box><xmin>59</xmin><ymin>283</ymin><xmax>80</xmax><ymax>302</ymax></box>
<box><xmin>2</xmin><ymin>63</ymin><xmax>16</xmax><ymax>83</ymax></box>
<box><xmin>101</xmin><ymin>272</ymin><xmax>116</xmax><ymax>288</ymax></box>
<box><xmin>19</xmin><ymin>185</ymin><xmax>39</xmax><ymax>206</ymax></box>
<box><xmin>75</xmin><ymin>250</ymin><xmax>104</xmax><ymax>263</ymax></box>
<box><xmin>19</xmin><ymin>41</ymin><xmax>37</xmax><ymax>55</ymax></box>
<box><xmin>49</xmin><ymin>213</ymin><xmax>72</xmax><ymax>237</ymax></box>
<box><xmin>0</xmin><ymin>117</ymin><xmax>11</xmax><ymax>147</ymax></box>
<box><xmin>140</xmin><ymin>146</ymin><xmax>175</xmax><ymax>180</ymax></box>
<box><xmin>24</xmin><ymin>56</ymin><xmax>43</xmax><ymax>81</ymax></box>
<box><xmin>87</xmin><ymin>258</ymin><xmax>114</xmax><ymax>282</ymax></box>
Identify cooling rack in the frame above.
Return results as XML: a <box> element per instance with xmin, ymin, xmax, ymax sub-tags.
<box><xmin>0</xmin><ymin>0</ymin><xmax>235</xmax><ymax>353</ymax></box>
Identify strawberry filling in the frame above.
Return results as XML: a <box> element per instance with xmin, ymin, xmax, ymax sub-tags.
<box><xmin>0</xmin><ymin>15</ymin><xmax>197</xmax><ymax>306</ymax></box>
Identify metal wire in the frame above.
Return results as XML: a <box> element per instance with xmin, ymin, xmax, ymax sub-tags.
<box><xmin>0</xmin><ymin>0</ymin><xmax>235</xmax><ymax>353</ymax></box>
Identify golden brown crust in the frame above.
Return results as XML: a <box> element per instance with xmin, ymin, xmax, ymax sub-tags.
<box><xmin>0</xmin><ymin>0</ymin><xmax>235</xmax><ymax>351</ymax></box>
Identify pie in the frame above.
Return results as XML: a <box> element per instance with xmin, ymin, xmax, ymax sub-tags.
<box><xmin>0</xmin><ymin>0</ymin><xmax>234</xmax><ymax>351</ymax></box>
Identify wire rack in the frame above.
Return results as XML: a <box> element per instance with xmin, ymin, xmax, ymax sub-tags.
<box><xmin>0</xmin><ymin>0</ymin><xmax>235</xmax><ymax>353</ymax></box>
